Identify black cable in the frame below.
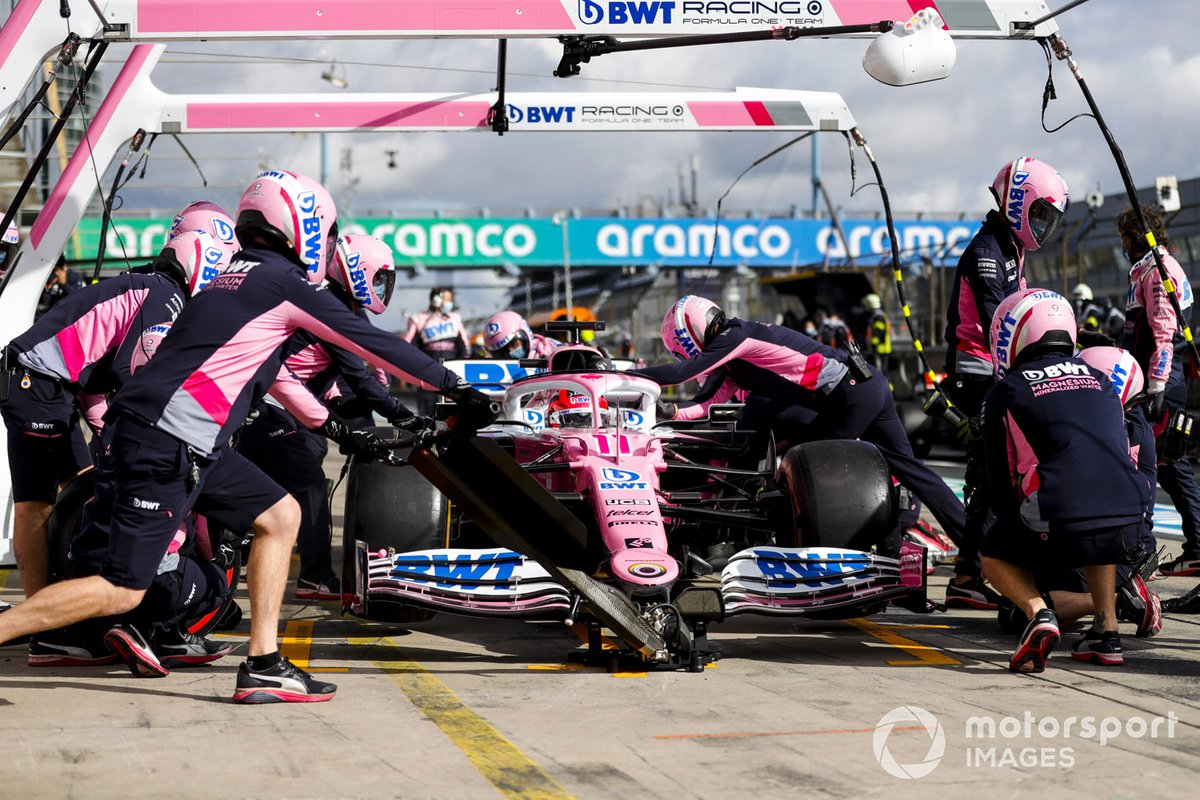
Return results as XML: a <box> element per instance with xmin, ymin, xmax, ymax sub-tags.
<box><xmin>0</xmin><ymin>35</ymin><xmax>80</xmax><ymax>152</ymax></box>
<box><xmin>92</xmin><ymin>130</ymin><xmax>147</xmax><ymax>283</ymax></box>
<box><xmin>1044</xmin><ymin>33</ymin><xmax>1200</xmax><ymax>374</ymax></box>
<box><xmin>0</xmin><ymin>38</ymin><xmax>108</xmax><ymax>299</ymax></box>
<box><xmin>1037</xmin><ymin>39</ymin><xmax>1092</xmax><ymax>134</ymax></box>
<box><xmin>706</xmin><ymin>132</ymin><xmax>813</xmax><ymax>266</ymax></box>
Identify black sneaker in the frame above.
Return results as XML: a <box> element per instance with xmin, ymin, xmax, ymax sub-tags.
<box><xmin>104</xmin><ymin>624</ymin><xmax>169</xmax><ymax>678</ymax></box>
<box><xmin>233</xmin><ymin>657</ymin><xmax>338</xmax><ymax>704</ymax></box>
<box><xmin>946</xmin><ymin>577</ymin><xmax>1003</xmax><ymax>611</ymax></box>
<box><xmin>153</xmin><ymin>630</ymin><xmax>232</xmax><ymax>668</ymax></box>
<box><xmin>295</xmin><ymin>576</ymin><xmax>342</xmax><ymax>601</ymax></box>
<box><xmin>1116</xmin><ymin>573</ymin><xmax>1162</xmax><ymax>638</ymax></box>
<box><xmin>0</xmin><ymin>601</ymin><xmax>32</xmax><ymax>648</ymax></box>
<box><xmin>1158</xmin><ymin>553</ymin><xmax>1200</xmax><ymax>577</ymax></box>
<box><xmin>1010</xmin><ymin>608</ymin><xmax>1060</xmax><ymax>674</ymax></box>
<box><xmin>1072</xmin><ymin>629</ymin><xmax>1124</xmax><ymax>666</ymax></box>
<box><xmin>28</xmin><ymin>628</ymin><xmax>117</xmax><ymax>667</ymax></box>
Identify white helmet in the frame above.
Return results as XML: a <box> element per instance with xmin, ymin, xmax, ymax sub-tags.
<box><xmin>1070</xmin><ymin>283</ymin><xmax>1093</xmax><ymax>302</ymax></box>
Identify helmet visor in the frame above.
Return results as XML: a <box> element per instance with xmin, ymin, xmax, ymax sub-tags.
<box><xmin>373</xmin><ymin>269</ymin><xmax>396</xmax><ymax>308</ymax></box>
<box><xmin>1029</xmin><ymin>198</ymin><xmax>1064</xmax><ymax>246</ymax></box>
<box><xmin>550</xmin><ymin>410</ymin><xmax>593</xmax><ymax>428</ymax></box>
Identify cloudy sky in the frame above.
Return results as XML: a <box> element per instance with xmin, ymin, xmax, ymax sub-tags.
<box><xmin>60</xmin><ymin>1</ymin><xmax>1200</xmax><ymax>322</ymax></box>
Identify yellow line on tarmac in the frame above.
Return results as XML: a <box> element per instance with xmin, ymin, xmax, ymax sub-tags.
<box><xmin>358</xmin><ymin>635</ymin><xmax>575</xmax><ymax>800</ymax></box>
<box><xmin>281</xmin><ymin>619</ymin><xmax>348</xmax><ymax>673</ymax></box>
<box><xmin>844</xmin><ymin>617</ymin><xmax>962</xmax><ymax>666</ymax></box>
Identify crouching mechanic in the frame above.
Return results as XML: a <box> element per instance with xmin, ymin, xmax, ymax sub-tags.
<box><xmin>483</xmin><ymin>311</ymin><xmax>560</xmax><ymax>360</ymax></box>
<box><xmin>240</xmin><ymin>233</ymin><xmax>427</xmax><ymax>599</ymax></box>
<box><xmin>0</xmin><ymin>169</ymin><xmax>495</xmax><ymax>703</ymax></box>
<box><xmin>1</xmin><ymin>222</ymin><xmax>233</xmax><ymax>601</ymax></box>
<box><xmin>995</xmin><ymin>345</ymin><xmax>1162</xmax><ymax>642</ymax></box>
<box><xmin>981</xmin><ymin>290</ymin><xmax>1152</xmax><ymax>673</ymax></box>
<box><xmin>634</xmin><ymin>296</ymin><xmax>967</xmax><ymax>550</ymax></box>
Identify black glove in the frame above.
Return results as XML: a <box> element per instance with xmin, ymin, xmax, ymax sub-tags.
<box><xmin>1145</xmin><ymin>391</ymin><xmax>1167</xmax><ymax>423</ymax></box>
<box><xmin>318</xmin><ymin>414</ymin><xmax>380</xmax><ymax>456</ymax></box>
<box><xmin>391</xmin><ymin>414</ymin><xmax>436</xmax><ymax>433</ymax></box>
<box><xmin>656</xmin><ymin>399</ymin><xmax>678</xmax><ymax>421</ymax></box>
<box><xmin>447</xmin><ymin>385</ymin><xmax>499</xmax><ymax>434</ymax></box>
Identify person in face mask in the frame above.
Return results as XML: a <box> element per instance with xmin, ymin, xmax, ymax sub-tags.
<box><xmin>401</xmin><ymin>287</ymin><xmax>470</xmax><ymax>414</ymax></box>
<box><xmin>482</xmin><ymin>310</ymin><xmax>561</xmax><ymax>360</ymax></box>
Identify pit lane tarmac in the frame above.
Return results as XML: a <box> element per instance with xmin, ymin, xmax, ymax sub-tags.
<box><xmin>3</xmin><ymin>463</ymin><xmax>1200</xmax><ymax>798</ymax></box>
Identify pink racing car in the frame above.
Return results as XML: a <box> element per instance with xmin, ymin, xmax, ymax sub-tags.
<box><xmin>342</xmin><ymin>324</ymin><xmax>928</xmax><ymax>669</ymax></box>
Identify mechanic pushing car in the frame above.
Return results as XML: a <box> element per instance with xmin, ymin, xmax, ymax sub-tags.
<box><xmin>634</xmin><ymin>295</ymin><xmax>967</xmax><ymax>552</ymax></box>
<box><xmin>1118</xmin><ymin>205</ymin><xmax>1200</xmax><ymax>578</ymax></box>
<box><xmin>939</xmin><ymin>157</ymin><xmax>1069</xmax><ymax>612</ymax></box>
<box><xmin>1</xmin><ymin>215</ymin><xmax>235</xmax><ymax>603</ymax></box>
<box><xmin>483</xmin><ymin>310</ymin><xmax>561</xmax><ymax>360</ymax></box>
<box><xmin>239</xmin><ymin>233</ymin><xmax>430</xmax><ymax>601</ymax></box>
<box><xmin>0</xmin><ymin>169</ymin><xmax>496</xmax><ymax>703</ymax></box>
<box><xmin>980</xmin><ymin>289</ymin><xmax>1152</xmax><ymax>673</ymax></box>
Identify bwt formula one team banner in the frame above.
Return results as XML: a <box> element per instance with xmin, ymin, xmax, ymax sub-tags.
<box><xmin>73</xmin><ymin>216</ymin><xmax>978</xmax><ymax>268</ymax></box>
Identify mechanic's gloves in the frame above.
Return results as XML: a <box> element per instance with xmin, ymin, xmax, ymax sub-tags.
<box><xmin>1144</xmin><ymin>390</ymin><xmax>1168</xmax><ymax>424</ymax></box>
<box><xmin>392</xmin><ymin>414</ymin><xmax>436</xmax><ymax>434</ymax></box>
<box><xmin>317</xmin><ymin>413</ymin><xmax>381</xmax><ymax>456</ymax></box>
<box><xmin>656</xmin><ymin>399</ymin><xmax>678</xmax><ymax>421</ymax></box>
<box><xmin>951</xmin><ymin>415</ymin><xmax>979</xmax><ymax>447</ymax></box>
<box><xmin>447</xmin><ymin>385</ymin><xmax>500</xmax><ymax>434</ymax></box>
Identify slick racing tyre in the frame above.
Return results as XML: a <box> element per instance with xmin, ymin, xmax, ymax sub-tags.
<box><xmin>778</xmin><ymin>440</ymin><xmax>898</xmax><ymax>554</ymax></box>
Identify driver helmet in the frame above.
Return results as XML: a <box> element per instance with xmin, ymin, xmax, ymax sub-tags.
<box><xmin>235</xmin><ymin>170</ymin><xmax>338</xmax><ymax>283</ymax></box>
<box><xmin>160</xmin><ymin>229</ymin><xmax>234</xmax><ymax>296</ymax></box>
<box><xmin>3</xmin><ymin>221</ymin><xmax>17</xmax><ymax>245</ymax></box>
<box><xmin>483</xmin><ymin>310</ymin><xmax>533</xmax><ymax>358</ymax></box>
<box><xmin>990</xmin><ymin>157</ymin><xmax>1069</xmax><ymax>252</ymax></box>
<box><xmin>989</xmin><ymin>288</ymin><xmax>1076</xmax><ymax>378</ymax></box>
<box><xmin>1077</xmin><ymin>345</ymin><xmax>1145</xmax><ymax>408</ymax></box>
<box><xmin>662</xmin><ymin>295</ymin><xmax>726</xmax><ymax>361</ymax></box>
<box><xmin>169</xmin><ymin>201</ymin><xmax>239</xmax><ymax>248</ymax></box>
<box><xmin>329</xmin><ymin>234</ymin><xmax>395</xmax><ymax>315</ymax></box>
<box><xmin>547</xmin><ymin>389</ymin><xmax>608</xmax><ymax>429</ymax></box>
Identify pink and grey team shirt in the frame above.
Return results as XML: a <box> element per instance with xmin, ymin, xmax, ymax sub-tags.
<box><xmin>1123</xmin><ymin>246</ymin><xmax>1194</xmax><ymax>391</ymax></box>
<box><xmin>109</xmin><ymin>247</ymin><xmax>461</xmax><ymax>456</ymax></box>
<box><xmin>268</xmin><ymin>324</ymin><xmax>406</xmax><ymax>428</ymax></box>
<box><xmin>943</xmin><ymin>211</ymin><xmax>1026</xmax><ymax>376</ymax></box>
<box><xmin>10</xmin><ymin>268</ymin><xmax>185</xmax><ymax>391</ymax></box>
<box><xmin>402</xmin><ymin>309</ymin><xmax>469</xmax><ymax>360</ymax></box>
<box><xmin>981</xmin><ymin>353</ymin><xmax>1150</xmax><ymax>531</ymax></box>
<box><xmin>631</xmin><ymin>319</ymin><xmax>849</xmax><ymax>419</ymax></box>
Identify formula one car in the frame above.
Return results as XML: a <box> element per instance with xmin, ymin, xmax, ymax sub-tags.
<box><xmin>342</xmin><ymin>322</ymin><xmax>928</xmax><ymax>669</ymax></box>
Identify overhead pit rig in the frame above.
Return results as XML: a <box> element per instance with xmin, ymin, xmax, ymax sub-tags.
<box><xmin>0</xmin><ymin>1</ymin><xmax>1070</xmax><ymax>644</ymax></box>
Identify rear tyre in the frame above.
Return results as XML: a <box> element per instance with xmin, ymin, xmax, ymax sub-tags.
<box><xmin>777</xmin><ymin>440</ymin><xmax>899</xmax><ymax>555</ymax></box>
